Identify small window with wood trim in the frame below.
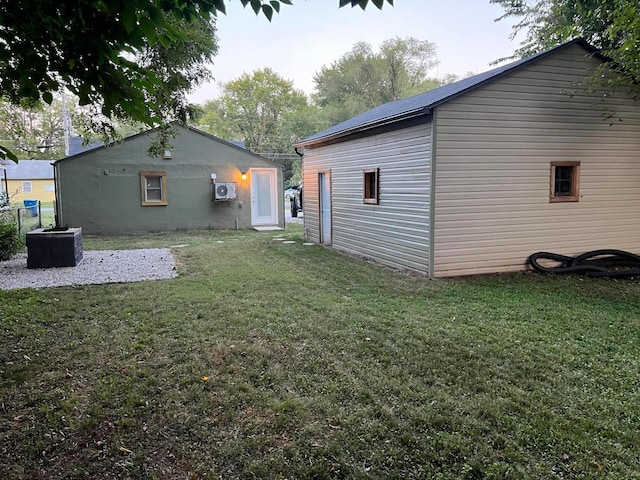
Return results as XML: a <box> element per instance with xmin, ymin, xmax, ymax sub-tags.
<box><xmin>140</xmin><ymin>171</ymin><xmax>168</xmax><ymax>206</ymax></box>
<box><xmin>550</xmin><ymin>161</ymin><xmax>580</xmax><ymax>202</ymax></box>
<box><xmin>363</xmin><ymin>168</ymin><xmax>379</xmax><ymax>204</ymax></box>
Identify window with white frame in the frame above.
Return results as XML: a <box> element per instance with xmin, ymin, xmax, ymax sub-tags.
<box><xmin>22</xmin><ymin>181</ymin><xmax>32</xmax><ymax>193</ymax></box>
<box><xmin>140</xmin><ymin>171</ymin><xmax>168</xmax><ymax>206</ymax></box>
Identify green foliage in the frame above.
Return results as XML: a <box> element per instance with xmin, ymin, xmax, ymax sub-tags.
<box><xmin>198</xmin><ymin>98</ymin><xmax>239</xmax><ymax>142</ymax></box>
<box><xmin>492</xmin><ymin>0</ymin><xmax>640</xmax><ymax>86</ymax></box>
<box><xmin>289</xmin><ymin>157</ymin><xmax>302</xmax><ymax>186</ymax></box>
<box><xmin>0</xmin><ymin>220</ymin><xmax>22</xmax><ymax>261</ymax></box>
<box><xmin>0</xmin><ymin>97</ymin><xmax>72</xmax><ymax>160</ymax></box>
<box><xmin>197</xmin><ymin>69</ymin><xmax>321</xmax><ymax>177</ymax></box>
<box><xmin>218</xmin><ymin>68</ymin><xmax>310</xmax><ymax>152</ymax></box>
<box><xmin>339</xmin><ymin>0</ymin><xmax>394</xmax><ymax>8</ymax></box>
<box><xmin>0</xmin><ymin>0</ymin><xmax>392</xmax><ymax>161</ymax></box>
<box><xmin>0</xmin><ymin>145</ymin><xmax>18</xmax><ymax>163</ymax></box>
<box><xmin>313</xmin><ymin>37</ymin><xmax>442</xmax><ymax>123</ymax></box>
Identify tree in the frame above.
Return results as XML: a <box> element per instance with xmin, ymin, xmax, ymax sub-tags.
<box><xmin>0</xmin><ymin>0</ymin><xmax>393</xmax><ymax>162</ymax></box>
<box><xmin>81</xmin><ymin>13</ymin><xmax>219</xmax><ymax>157</ymax></box>
<box><xmin>313</xmin><ymin>37</ymin><xmax>440</xmax><ymax>124</ymax></box>
<box><xmin>491</xmin><ymin>0</ymin><xmax>640</xmax><ymax>84</ymax></box>
<box><xmin>0</xmin><ymin>98</ymin><xmax>68</xmax><ymax>160</ymax></box>
<box><xmin>198</xmin><ymin>69</ymin><xmax>321</xmax><ymax>179</ymax></box>
<box><xmin>198</xmin><ymin>99</ymin><xmax>239</xmax><ymax>144</ymax></box>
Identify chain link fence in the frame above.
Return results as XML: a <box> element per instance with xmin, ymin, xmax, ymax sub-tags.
<box><xmin>0</xmin><ymin>200</ymin><xmax>44</xmax><ymax>238</ymax></box>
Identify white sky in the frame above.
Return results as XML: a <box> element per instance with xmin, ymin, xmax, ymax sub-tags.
<box><xmin>188</xmin><ymin>0</ymin><xmax>524</xmax><ymax>104</ymax></box>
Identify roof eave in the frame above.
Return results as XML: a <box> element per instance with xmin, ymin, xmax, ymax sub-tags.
<box><xmin>295</xmin><ymin>107</ymin><xmax>430</xmax><ymax>148</ymax></box>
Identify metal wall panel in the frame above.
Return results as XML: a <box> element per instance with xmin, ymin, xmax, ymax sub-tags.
<box><xmin>433</xmin><ymin>43</ymin><xmax>640</xmax><ymax>277</ymax></box>
<box><xmin>303</xmin><ymin>123</ymin><xmax>432</xmax><ymax>274</ymax></box>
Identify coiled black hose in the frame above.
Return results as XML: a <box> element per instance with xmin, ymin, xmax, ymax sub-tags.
<box><xmin>528</xmin><ymin>249</ymin><xmax>640</xmax><ymax>278</ymax></box>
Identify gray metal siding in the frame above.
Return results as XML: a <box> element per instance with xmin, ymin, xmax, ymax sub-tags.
<box><xmin>303</xmin><ymin>123</ymin><xmax>432</xmax><ymax>274</ymax></box>
<box><xmin>433</xmin><ymin>44</ymin><xmax>640</xmax><ymax>277</ymax></box>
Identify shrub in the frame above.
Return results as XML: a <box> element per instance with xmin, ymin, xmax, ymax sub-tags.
<box><xmin>0</xmin><ymin>221</ymin><xmax>22</xmax><ymax>261</ymax></box>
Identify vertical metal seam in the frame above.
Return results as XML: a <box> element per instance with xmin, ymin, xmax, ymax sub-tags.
<box><xmin>428</xmin><ymin>109</ymin><xmax>437</xmax><ymax>278</ymax></box>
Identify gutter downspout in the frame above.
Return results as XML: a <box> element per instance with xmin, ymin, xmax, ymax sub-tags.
<box><xmin>52</xmin><ymin>161</ymin><xmax>61</xmax><ymax>228</ymax></box>
<box><xmin>294</xmin><ymin>147</ymin><xmax>305</xmax><ymax>237</ymax></box>
<box><xmin>2</xmin><ymin>169</ymin><xmax>7</xmax><ymax>200</ymax></box>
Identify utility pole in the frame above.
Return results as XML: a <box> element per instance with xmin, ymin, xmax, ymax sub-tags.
<box><xmin>61</xmin><ymin>89</ymin><xmax>71</xmax><ymax>157</ymax></box>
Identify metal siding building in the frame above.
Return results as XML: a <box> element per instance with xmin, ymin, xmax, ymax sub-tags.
<box><xmin>303</xmin><ymin>123</ymin><xmax>432</xmax><ymax>273</ymax></box>
<box><xmin>297</xmin><ymin>40</ymin><xmax>640</xmax><ymax>277</ymax></box>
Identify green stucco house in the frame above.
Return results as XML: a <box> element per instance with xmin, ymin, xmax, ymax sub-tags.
<box><xmin>54</xmin><ymin>125</ymin><xmax>284</xmax><ymax>234</ymax></box>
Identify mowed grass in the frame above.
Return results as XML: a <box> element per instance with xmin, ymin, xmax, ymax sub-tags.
<box><xmin>1</xmin><ymin>225</ymin><xmax>639</xmax><ymax>479</ymax></box>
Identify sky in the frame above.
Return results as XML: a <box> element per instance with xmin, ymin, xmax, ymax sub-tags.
<box><xmin>188</xmin><ymin>0</ymin><xmax>525</xmax><ymax>104</ymax></box>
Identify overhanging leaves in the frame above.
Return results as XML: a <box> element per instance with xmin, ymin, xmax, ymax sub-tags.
<box><xmin>0</xmin><ymin>0</ymin><xmax>394</xmax><ymax>160</ymax></box>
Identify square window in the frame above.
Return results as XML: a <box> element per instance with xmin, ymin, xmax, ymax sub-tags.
<box><xmin>550</xmin><ymin>161</ymin><xmax>580</xmax><ymax>202</ymax></box>
<box><xmin>363</xmin><ymin>168</ymin><xmax>379</xmax><ymax>204</ymax></box>
<box><xmin>140</xmin><ymin>171</ymin><xmax>168</xmax><ymax>206</ymax></box>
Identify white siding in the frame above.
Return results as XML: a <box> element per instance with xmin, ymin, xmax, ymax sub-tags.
<box><xmin>303</xmin><ymin>123</ymin><xmax>432</xmax><ymax>274</ymax></box>
<box><xmin>433</xmin><ymin>44</ymin><xmax>640</xmax><ymax>277</ymax></box>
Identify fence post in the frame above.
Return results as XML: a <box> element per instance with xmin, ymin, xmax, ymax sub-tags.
<box><xmin>17</xmin><ymin>207</ymin><xmax>22</xmax><ymax>235</ymax></box>
<box><xmin>38</xmin><ymin>201</ymin><xmax>42</xmax><ymax>228</ymax></box>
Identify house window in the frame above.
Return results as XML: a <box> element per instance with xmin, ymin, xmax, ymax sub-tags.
<box><xmin>45</xmin><ymin>184</ymin><xmax>55</xmax><ymax>192</ymax></box>
<box><xmin>363</xmin><ymin>168</ymin><xmax>379</xmax><ymax>204</ymax></box>
<box><xmin>140</xmin><ymin>171</ymin><xmax>168</xmax><ymax>206</ymax></box>
<box><xmin>22</xmin><ymin>181</ymin><xmax>32</xmax><ymax>193</ymax></box>
<box><xmin>550</xmin><ymin>161</ymin><xmax>580</xmax><ymax>202</ymax></box>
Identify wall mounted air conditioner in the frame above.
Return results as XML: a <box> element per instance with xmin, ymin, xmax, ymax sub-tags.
<box><xmin>213</xmin><ymin>182</ymin><xmax>237</xmax><ymax>201</ymax></box>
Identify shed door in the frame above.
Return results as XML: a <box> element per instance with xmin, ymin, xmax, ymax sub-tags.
<box><xmin>251</xmin><ymin>168</ymin><xmax>278</xmax><ymax>225</ymax></box>
<box><xmin>319</xmin><ymin>171</ymin><xmax>331</xmax><ymax>244</ymax></box>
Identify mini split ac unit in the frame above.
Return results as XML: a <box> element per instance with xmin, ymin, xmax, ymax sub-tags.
<box><xmin>213</xmin><ymin>182</ymin><xmax>237</xmax><ymax>201</ymax></box>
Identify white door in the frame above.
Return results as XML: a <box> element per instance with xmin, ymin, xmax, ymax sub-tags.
<box><xmin>319</xmin><ymin>171</ymin><xmax>331</xmax><ymax>244</ymax></box>
<box><xmin>251</xmin><ymin>168</ymin><xmax>278</xmax><ymax>225</ymax></box>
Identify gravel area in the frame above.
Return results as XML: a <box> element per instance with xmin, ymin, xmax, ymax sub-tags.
<box><xmin>0</xmin><ymin>249</ymin><xmax>177</xmax><ymax>291</ymax></box>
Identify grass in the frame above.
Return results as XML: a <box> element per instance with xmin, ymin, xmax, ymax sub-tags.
<box><xmin>1</xmin><ymin>225</ymin><xmax>639</xmax><ymax>479</ymax></box>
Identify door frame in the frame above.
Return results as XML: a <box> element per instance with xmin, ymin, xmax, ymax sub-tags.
<box><xmin>250</xmin><ymin>167</ymin><xmax>278</xmax><ymax>226</ymax></box>
<box><xmin>318</xmin><ymin>170</ymin><xmax>331</xmax><ymax>245</ymax></box>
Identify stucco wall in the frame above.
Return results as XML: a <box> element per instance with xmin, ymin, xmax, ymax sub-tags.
<box><xmin>55</xmin><ymin>127</ymin><xmax>283</xmax><ymax>234</ymax></box>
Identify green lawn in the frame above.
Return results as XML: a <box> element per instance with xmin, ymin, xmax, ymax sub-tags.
<box><xmin>1</xmin><ymin>225</ymin><xmax>639</xmax><ymax>479</ymax></box>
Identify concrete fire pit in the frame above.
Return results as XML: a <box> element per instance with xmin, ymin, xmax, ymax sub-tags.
<box><xmin>26</xmin><ymin>227</ymin><xmax>83</xmax><ymax>269</ymax></box>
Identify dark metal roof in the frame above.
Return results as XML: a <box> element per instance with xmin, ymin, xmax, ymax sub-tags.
<box><xmin>296</xmin><ymin>39</ymin><xmax>597</xmax><ymax>147</ymax></box>
<box><xmin>69</xmin><ymin>136</ymin><xmax>103</xmax><ymax>155</ymax></box>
